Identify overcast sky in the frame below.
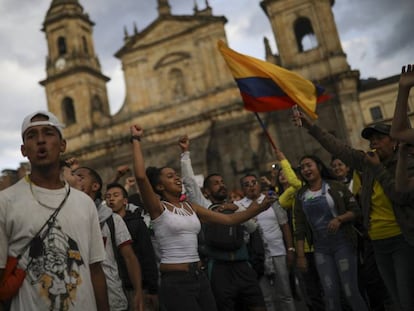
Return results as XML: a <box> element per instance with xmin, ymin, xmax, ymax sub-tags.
<box><xmin>0</xmin><ymin>0</ymin><xmax>413</xmax><ymax>172</ymax></box>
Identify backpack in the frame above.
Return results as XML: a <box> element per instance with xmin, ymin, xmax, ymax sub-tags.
<box><xmin>246</xmin><ymin>228</ymin><xmax>265</xmax><ymax>278</ymax></box>
<box><xmin>123</xmin><ymin>208</ymin><xmax>159</xmax><ymax>293</ymax></box>
<box><xmin>203</xmin><ymin>203</ymin><xmax>244</xmax><ymax>251</ymax></box>
<box><xmin>105</xmin><ymin>215</ymin><xmax>128</xmax><ymax>289</ymax></box>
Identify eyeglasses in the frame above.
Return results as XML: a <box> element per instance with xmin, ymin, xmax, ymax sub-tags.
<box><xmin>242</xmin><ymin>180</ymin><xmax>258</xmax><ymax>188</ymax></box>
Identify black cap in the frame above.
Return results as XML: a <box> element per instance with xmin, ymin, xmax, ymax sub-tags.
<box><xmin>361</xmin><ymin>123</ymin><xmax>391</xmax><ymax>139</ymax></box>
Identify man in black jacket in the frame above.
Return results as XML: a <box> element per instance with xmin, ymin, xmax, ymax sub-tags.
<box><xmin>105</xmin><ymin>183</ymin><xmax>159</xmax><ymax>311</ymax></box>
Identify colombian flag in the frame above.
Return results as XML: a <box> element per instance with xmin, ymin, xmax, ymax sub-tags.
<box><xmin>218</xmin><ymin>40</ymin><xmax>330</xmax><ymax>119</ymax></box>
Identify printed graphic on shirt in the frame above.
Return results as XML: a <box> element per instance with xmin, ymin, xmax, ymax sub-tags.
<box><xmin>26</xmin><ymin>220</ymin><xmax>84</xmax><ymax>310</ymax></box>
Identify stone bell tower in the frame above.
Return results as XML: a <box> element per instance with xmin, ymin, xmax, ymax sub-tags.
<box><xmin>260</xmin><ymin>0</ymin><xmax>364</xmax><ymax>162</ymax></box>
<box><xmin>40</xmin><ymin>0</ymin><xmax>111</xmax><ymax>143</ymax></box>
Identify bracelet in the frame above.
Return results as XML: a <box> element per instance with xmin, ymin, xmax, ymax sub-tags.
<box><xmin>288</xmin><ymin>247</ymin><xmax>296</xmax><ymax>252</ymax></box>
<box><xmin>130</xmin><ymin>135</ymin><xmax>141</xmax><ymax>143</ymax></box>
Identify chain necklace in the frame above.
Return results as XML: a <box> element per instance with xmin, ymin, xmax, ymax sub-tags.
<box><xmin>28</xmin><ymin>176</ymin><xmax>70</xmax><ymax>209</ymax></box>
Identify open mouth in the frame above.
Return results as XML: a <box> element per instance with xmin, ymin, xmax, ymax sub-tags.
<box><xmin>303</xmin><ymin>173</ymin><xmax>313</xmax><ymax>179</ymax></box>
<box><xmin>37</xmin><ymin>147</ymin><xmax>48</xmax><ymax>158</ymax></box>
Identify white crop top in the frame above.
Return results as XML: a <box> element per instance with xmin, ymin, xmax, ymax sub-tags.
<box><xmin>151</xmin><ymin>201</ymin><xmax>201</xmax><ymax>264</ymax></box>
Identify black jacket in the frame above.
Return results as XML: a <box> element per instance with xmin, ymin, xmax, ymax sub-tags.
<box><xmin>120</xmin><ymin>208</ymin><xmax>159</xmax><ymax>294</ymax></box>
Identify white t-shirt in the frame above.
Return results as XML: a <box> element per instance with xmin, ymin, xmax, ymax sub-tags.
<box><xmin>101</xmin><ymin>212</ymin><xmax>132</xmax><ymax>311</ymax></box>
<box><xmin>235</xmin><ymin>194</ymin><xmax>288</xmax><ymax>256</ymax></box>
<box><xmin>0</xmin><ymin>178</ymin><xmax>106</xmax><ymax>311</ymax></box>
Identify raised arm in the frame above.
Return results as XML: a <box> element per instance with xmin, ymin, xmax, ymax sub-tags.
<box><xmin>390</xmin><ymin>64</ymin><xmax>414</xmax><ymax>143</ymax></box>
<box><xmin>130</xmin><ymin>125</ymin><xmax>163</xmax><ymax>219</ymax></box>
<box><xmin>292</xmin><ymin>110</ymin><xmax>365</xmax><ymax>171</ymax></box>
<box><xmin>395</xmin><ymin>143</ymin><xmax>414</xmax><ymax>192</ymax></box>
<box><xmin>179</xmin><ymin>135</ymin><xmax>195</xmax><ymax>178</ymax></box>
<box><xmin>278</xmin><ymin>186</ymin><xmax>298</xmax><ymax>209</ymax></box>
<box><xmin>276</xmin><ymin>150</ymin><xmax>301</xmax><ymax>189</ymax></box>
<box><xmin>194</xmin><ymin>196</ymin><xmax>276</xmax><ymax>225</ymax></box>
<box><xmin>107</xmin><ymin>165</ymin><xmax>131</xmax><ymax>185</ymax></box>
<box><xmin>179</xmin><ymin>135</ymin><xmax>211</xmax><ymax>207</ymax></box>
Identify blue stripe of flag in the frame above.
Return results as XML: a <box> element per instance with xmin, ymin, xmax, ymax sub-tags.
<box><xmin>235</xmin><ymin>77</ymin><xmax>287</xmax><ymax>98</ymax></box>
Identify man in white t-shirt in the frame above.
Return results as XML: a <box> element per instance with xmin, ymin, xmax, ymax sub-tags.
<box><xmin>235</xmin><ymin>174</ymin><xmax>296</xmax><ymax>311</ymax></box>
<box><xmin>0</xmin><ymin>111</ymin><xmax>109</xmax><ymax>310</ymax></box>
<box><xmin>73</xmin><ymin>166</ymin><xmax>144</xmax><ymax>311</ymax></box>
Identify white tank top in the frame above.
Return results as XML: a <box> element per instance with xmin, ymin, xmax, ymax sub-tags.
<box><xmin>151</xmin><ymin>201</ymin><xmax>201</xmax><ymax>264</ymax></box>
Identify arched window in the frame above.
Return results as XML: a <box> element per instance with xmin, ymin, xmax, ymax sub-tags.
<box><xmin>294</xmin><ymin>17</ymin><xmax>318</xmax><ymax>52</ymax></box>
<box><xmin>370</xmin><ymin>106</ymin><xmax>383</xmax><ymax>122</ymax></box>
<box><xmin>82</xmin><ymin>36</ymin><xmax>89</xmax><ymax>54</ymax></box>
<box><xmin>62</xmin><ymin>97</ymin><xmax>76</xmax><ymax>125</ymax></box>
<box><xmin>169</xmin><ymin>68</ymin><xmax>186</xmax><ymax>98</ymax></box>
<box><xmin>57</xmin><ymin>36</ymin><xmax>67</xmax><ymax>56</ymax></box>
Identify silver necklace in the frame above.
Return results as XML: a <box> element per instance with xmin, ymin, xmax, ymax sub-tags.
<box><xmin>29</xmin><ymin>178</ymin><xmax>70</xmax><ymax>209</ymax></box>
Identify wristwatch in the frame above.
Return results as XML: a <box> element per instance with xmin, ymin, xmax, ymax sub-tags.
<box><xmin>288</xmin><ymin>247</ymin><xmax>296</xmax><ymax>252</ymax></box>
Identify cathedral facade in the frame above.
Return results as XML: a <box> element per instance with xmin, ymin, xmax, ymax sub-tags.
<box><xmin>2</xmin><ymin>0</ymin><xmax>409</xmax><ymax>190</ymax></box>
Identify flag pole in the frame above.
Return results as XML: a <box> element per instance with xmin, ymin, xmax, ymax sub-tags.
<box><xmin>254</xmin><ymin>112</ymin><xmax>278</xmax><ymax>151</ymax></box>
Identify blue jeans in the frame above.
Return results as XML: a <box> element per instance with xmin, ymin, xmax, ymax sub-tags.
<box><xmin>314</xmin><ymin>236</ymin><xmax>368</xmax><ymax>311</ymax></box>
<box><xmin>259</xmin><ymin>255</ymin><xmax>295</xmax><ymax>311</ymax></box>
<box><xmin>298</xmin><ymin>253</ymin><xmax>326</xmax><ymax>311</ymax></box>
<box><xmin>371</xmin><ymin>235</ymin><xmax>414</xmax><ymax>311</ymax></box>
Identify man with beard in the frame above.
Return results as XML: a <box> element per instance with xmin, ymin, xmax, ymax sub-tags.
<box><xmin>179</xmin><ymin>136</ymin><xmax>266</xmax><ymax>311</ymax></box>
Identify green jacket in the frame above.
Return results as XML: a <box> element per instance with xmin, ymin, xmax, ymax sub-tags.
<box><xmin>308</xmin><ymin>124</ymin><xmax>414</xmax><ymax>246</ymax></box>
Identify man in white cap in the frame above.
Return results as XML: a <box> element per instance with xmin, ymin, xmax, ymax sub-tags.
<box><xmin>0</xmin><ymin>111</ymin><xmax>110</xmax><ymax>310</ymax></box>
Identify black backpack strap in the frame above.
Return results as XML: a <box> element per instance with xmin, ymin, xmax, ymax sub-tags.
<box><xmin>106</xmin><ymin>215</ymin><xmax>123</xmax><ymax>280</ymax></box>
<box><xmin>208</xmin><ymin>203</ymin><xmax>222</xmax><ymax>211</ymax></box>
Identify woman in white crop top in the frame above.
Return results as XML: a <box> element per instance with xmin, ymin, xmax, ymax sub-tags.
<box><xmin>130</xmin><ymin>125</ymin><xmax>276</xmax><ymax>311</ymax></box>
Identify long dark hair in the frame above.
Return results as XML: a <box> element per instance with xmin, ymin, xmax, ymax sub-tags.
<box><xmin>275</xmin><ymin>167</ymin><xmax>287</xmax><ymax>195</ymax></box>
<box><xmin>298</xmin><ymin>155</ymin><xmax>336</xmax><ymax>184</ymax></box>
<box><xmin>146</xmin><ymin>166</ymin><xmax>166</xmax><ymax>196</ymax></box>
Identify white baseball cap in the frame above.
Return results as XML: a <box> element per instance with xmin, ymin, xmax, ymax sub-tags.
<box><xmin>21</xmin><ymin>110</ymin><xmax>65</xmax><ymax>139</ymax></box>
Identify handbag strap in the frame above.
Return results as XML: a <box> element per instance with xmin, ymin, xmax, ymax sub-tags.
<box><xmin>17</xmin><ymin>185</ymin><xmax>71</xmax><ymax>260</ymax></box>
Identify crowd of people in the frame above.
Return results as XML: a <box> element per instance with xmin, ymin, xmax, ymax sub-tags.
<box><xmin>0</xmin><ymin>64</ymin><xmax>413</xmax><ymax>311</ymax></box>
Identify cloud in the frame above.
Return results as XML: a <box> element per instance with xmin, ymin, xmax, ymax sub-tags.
<box><xmin>0</xmin><ymin>0</ymin><xmax>411</xmax><ymax>172</ymax></box>
<box><xmin>332</xmin><ymin>0</ymin><xmax>412</xmax><ymax>78</ymax></box>
<box><xmin>374</xmin><ymin>6</ymin><xmax>414</xmax><ymax>59</ymax></box>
